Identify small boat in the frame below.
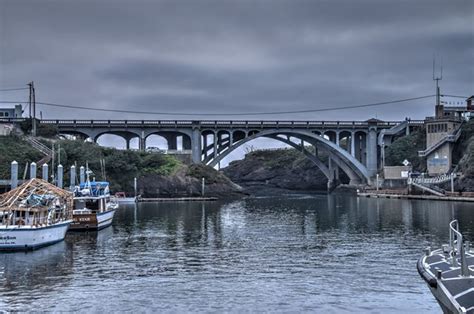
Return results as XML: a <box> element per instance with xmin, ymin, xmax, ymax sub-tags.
<box><xmin>417</xmin><ymin>220</ymin><xmax>474</xmax><ymax>313</ymax></box>
<box><xmin>0</xmin><ymin>178</ymin><xmax>73</xmax><ymax>251</ymax></box>
<box><xmin>114</xmin><ymin>192</ymin><xmax>136</xmax><ymax>204</ymax></box>
<box><xmin>70</xmin><ymin>180</ymin><xmax>118</xmax><ymax>231</ymax></box>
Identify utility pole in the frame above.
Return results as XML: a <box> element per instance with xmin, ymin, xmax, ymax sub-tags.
<box><xmin>28</xmin><ymin>82</ymin><xmax>32</xmax><ymax>118</ymax></box>
<box><xmin>433</xmin><ymin>58</ymin><xmax>443</xmax><ymax>118</ymax></box>
<box><xmin>28</xmin><ymin>81</ymin><xmax>36</xmax><ymax>136</ymax></box>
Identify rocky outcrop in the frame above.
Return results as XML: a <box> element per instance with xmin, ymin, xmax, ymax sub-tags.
<box><xmin>222</xmin><ymin>149</ymin><xmax>329</xmax><ymax>194</ymax></box>
<box><xmin>138</xmin><ymin>164</ymin><xmax>245</xmax><ymax>198</ymax></box>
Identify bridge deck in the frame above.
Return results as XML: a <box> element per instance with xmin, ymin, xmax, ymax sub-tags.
<box><xmin>0</xmin><ymin>118</ymin><xmax>425</xmax><ymax>129</ymax></box>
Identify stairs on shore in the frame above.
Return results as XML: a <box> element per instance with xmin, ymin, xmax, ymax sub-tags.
<box><xmin>409</xmin><ymin>179</ymin><xmax>446</xmax><ymax>197</ymax></box>
<box><xmin>418</xmin><ymin>126</ymin><xmax>462</xmax><ymax>157</ymax></box>
<box><xmin>24</xmin><ymin>136</ymin><xmax>52</xmax><ymax>165</ymax></box>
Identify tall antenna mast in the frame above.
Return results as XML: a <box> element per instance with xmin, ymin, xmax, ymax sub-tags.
<box><xmin>433</xmin><ymin>57</ymin><xmax>443</xmax><ymax>117</ymax></box>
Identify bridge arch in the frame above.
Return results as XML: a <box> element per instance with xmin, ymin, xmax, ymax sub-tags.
<box><xmin>145</xmin><ymin>131</ymin><xmax>192</xmax><ymax>151</ymax></box>
<box><xmin>206</xmin><ymin>129</ymin><xmax>371</xmax><ymax>183</ymax></box>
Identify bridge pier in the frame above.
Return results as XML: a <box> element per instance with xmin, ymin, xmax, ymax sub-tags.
<box><xmin>183</xmin><ymin>135</ymin><xmax>192</xmax><ymax>150</ymax></box>
<box><xmin>139</xmin><ymin>131</ymin><xmax>146</xmax><ymax>151</ymax></box>
<box><xmin>351</xmin><ymin>132</ymin><xmax>356</xmax><ymax>157</ymax></box>
<box><xmin>162</xmin><ymin>134</ymin><xmax>178</xmax><ymax>150</ymax></box>
<box><xmin>192</xmin><ymin>129</ymin><xmax>202</xmax><ymax>163</ymax></box>
<box><xmin>366</xmin><ymin>128</ymin><xmax>378</xmax><ymax>177</ymax></box>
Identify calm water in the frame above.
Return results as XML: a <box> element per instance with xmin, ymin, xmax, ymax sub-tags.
<box><xmin>1</xmin><ymin>194</ymin><xmax>473</xmax><ymax>313</ymax></box>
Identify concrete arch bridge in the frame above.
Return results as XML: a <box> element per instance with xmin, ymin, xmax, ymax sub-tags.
<box><xmin>39</xmin><ymin>119</ymin><xmax>424</xmax><ymax>186</ymax></box>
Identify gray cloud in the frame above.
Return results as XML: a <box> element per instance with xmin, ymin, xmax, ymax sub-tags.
<box><xmin>0</xmin><ymin>0</ymin><xmax>472</xmax><ymax>123</ymax></box>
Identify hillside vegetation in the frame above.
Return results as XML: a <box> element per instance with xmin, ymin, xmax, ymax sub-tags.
<box><xmin>384</xmin><ymin>128</ymin><xmax>426</xmax><ymax>171</ymax></box>
<box><xmin>0</xmin><ymin>135</ymin><xmax>243</xmax><ymax>196</ymax></box>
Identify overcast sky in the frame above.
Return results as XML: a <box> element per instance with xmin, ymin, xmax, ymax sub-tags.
<box><xmin>1</xmin><ymin>0</ymin><xmax>472</xmax><ymax>123</ymax></box>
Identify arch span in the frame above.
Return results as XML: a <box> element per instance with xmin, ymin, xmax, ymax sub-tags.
<box><xmin>206</xmin><ymin>129</ymin><xmax>370</xmax><ymax>183</ymax></box>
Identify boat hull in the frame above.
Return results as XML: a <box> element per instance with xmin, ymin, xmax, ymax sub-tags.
<box><xmin>0</xmin><ymin>220</ymin><xmax>72</xmax><ymax>251</ymax></box>
<box><xmin>69</xmin><ymin>209</ymin><xmax>116</xmax><ymax>231</ymax></box>
<box><xmin>116</xmin><ymin>197</ymin><xmax>136</xmax><ymax>204</ymax></box>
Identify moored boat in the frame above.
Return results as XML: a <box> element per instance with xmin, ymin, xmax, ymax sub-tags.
<box><xmin>71</xmin><ymin>180</ymin><xmax>118</xmax><ymax>231</ymax></box>
<box><xmin>114</xmin><ymin>191</ymin><xmax>136</xmax><ymax>204</ymax></box>
<box><xmin>0</xmin><ymin>178</ymin><xmax>73</xmax><ymax>251</ymax></box>
<box><xmin>417</xmin><ymin>220</ymin><xmax>474</xmax><ymax>313</ymax></box>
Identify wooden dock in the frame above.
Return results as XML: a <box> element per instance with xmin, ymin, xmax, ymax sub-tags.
<box><xmin>138</xmin><ymin>197</ymin><xmax>218</xmax><ymax>202</ymax></box>
<box><xmin>358</xmin><ymin>192</ymin><xmax>474</xmax><ymax>202</ymax></box>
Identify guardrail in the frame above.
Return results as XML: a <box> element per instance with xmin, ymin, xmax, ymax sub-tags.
<box><xmin>0</xmin><ymin>118</ymin><xmax>426</xmax><ymax>129</ymax></box>
<box><xmin>37</xmin><ymin>119</ymin><xmax>404</xmax><ymax>128</ymax></box>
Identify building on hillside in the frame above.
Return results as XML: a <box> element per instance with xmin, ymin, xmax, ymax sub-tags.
<box><xmin>423</xmin><ymin>118</ymin><xmax>462</xmax><ymax>175</ymax></box>
<box><xmin>0</xmin><ymin>105</ymin><xmax>23</xmax><ymax>118</ymax></box>
<box><xmin>421</xmin><ymin>96</ymin><xmax>472</xmax><ymax>176</ymax></box>
<box><xmin>436</xmin><ymin>95</ymin><xmax>474</xmax><ymax>120</ymax></box>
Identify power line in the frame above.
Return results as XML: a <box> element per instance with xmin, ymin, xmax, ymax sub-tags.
<box><xmin>0</xmin><ymin>95</ymin><xmax>435</xmax><ymax>116</ymax></box>
<box><xmin>0</xmin><ymin>87</ymin><xmax>29</xmax><ymax>92</ymax></box>
<box><xmin>441</xmin><ymin>94</ymin><xmax>469</xmax><ymax>99</ymax></box>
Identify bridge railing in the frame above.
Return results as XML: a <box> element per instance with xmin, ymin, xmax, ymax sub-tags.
<box><xmin>39</xmin><ymin>119</ymin><xmax>408</xmax><ymax>129</ymax></box>
<box><xmin>0</xmin><ymin>118</ymin><xmax>27</xmax><ymax>123</ymax></box>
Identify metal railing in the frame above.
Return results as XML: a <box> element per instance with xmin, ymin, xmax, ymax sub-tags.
<box><xmin>449</xmin><ymin>219</ymin><xmax>471</xmax><ymax>276</ymax></box>
<box><xmin>37</xmin><ymin>119</ymin><xmax>405</xmax><ymax>129</ymax></box>
<box><xmin>418</xmin><ymin>126</ymin><xmax>463</xmax><ymax>157</ymax></box>
<box><xmin>412</xmin><ymin>173</ymin><xmax>457</xmax><ymax>184</ymax></box>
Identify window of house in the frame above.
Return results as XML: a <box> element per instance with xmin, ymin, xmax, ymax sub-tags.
<box><xmin>0</xmin><ymin>112</ymin><xmax>4</xmax><ymax>117</ymax></box>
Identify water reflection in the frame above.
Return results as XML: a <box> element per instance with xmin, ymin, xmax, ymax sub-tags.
<box><xmin>0</xmin><ymin>241</ymin><xmax>73</xmax><ymax>310</ymax></box>
<box><xmin>0</xmin><ymin>194</ymin><xmax>472</xmax><ymax>312</ymax></box>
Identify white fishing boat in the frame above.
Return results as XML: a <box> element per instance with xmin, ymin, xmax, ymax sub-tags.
<box><xmin>71</xmin><ymin>179</ymin><xmax>118</xmax><ymax>231</ymax></box>
<box><xmin>0</xmin><ymin>178</ymin><xmax>73</xmax><ymax>251</ymax></box>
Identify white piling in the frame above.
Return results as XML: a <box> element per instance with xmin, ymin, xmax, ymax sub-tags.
<box><xmin>11</xmin><ymin>161</ymin><xmax>18</xmax><ymax>189</ymax></box>
<box><xmin>57</xmin><ymin>164</ymin><xmax>63</xmax><ymax>188</ymax></box>
<box><xmin>42</xmin><ymin>163</ymin><xmax>48</xmax><ymax>181</ymax></box>
<box><xmin>451</xmin><ymin>173</ymin><xmax>454</xmax><ymax>193</ymax></box>
<box><xmin>30</xmin><ymin>162</ymin><xmax>37</xmax><ymax>179</ymax></box>
<box><xmin>80</xmin><ymin>166</ymin><xmax>85</xmax><ymax>185</ymax></box>
<box><xmin>134</xmin><ymin>177</ymin><xmax>137</xmax><ymax>198</ymax></box>
<box><xmin>70</xmin><ymin>165</ymin><xmax>76</xmax><ymax>191</ymax></box>
<box><xmin>202</xmin><ymin>177</ymin><xmax>205</xmax><ymax>196</ymax></box>
<box><xmin>376</xmin><ymin>173</ymin><xmax>379</xmax><ymax>194</ymax></box>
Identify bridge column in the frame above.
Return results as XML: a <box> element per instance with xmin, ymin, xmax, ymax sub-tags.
<box><xmin>191</xmin><ymin>129</ymin><xmax>202</xmax><ymax>164</ymax></box>
<box><xmin>351</xmin><ymin>132</ymin><xmax>355</xmax><ymax>157</ymax></box>
<box><xmin>366</xmin><ymin>128</ymin><xmax>378</xmax><ymax>177</ymax></box>
<box><xmin>182</xmin><ymin>135</ymin><xmax>192</xmax><ymax>150</ymax></box>
<box><xmin>336</xmin><ymin>131</ymin><xmax>340</xmax><ymax>147</ymax></box>
<box><xmin>328</xmin><ymin>157</ymin><xmax>339</xmax><ymax>183</ymax></box>
<box><xmin>139</xmin><ymin>131</ymin><xmax>146</xmax><ymax>151</ymax></box>
<box><xmin>202</xmin><ymin>134</ymin><xmax>208</xmax><ymax>157</ymax></box>
<box><xmin>123</xmin><ymin>134</ymin><xmax>136</xmax><ymax>150</ymax></box>
<box><xmin>213</xmin><ymin>132</ymin><xmax>217</xmax><ymax>159</ymax></box>
<box><xmin>164</xmin><ymin>134</ymin><xmax>178</xmax><ymax>150</ymax></box>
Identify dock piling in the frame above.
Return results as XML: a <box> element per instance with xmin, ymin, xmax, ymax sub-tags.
<box><xmin>70</xmin><ymin>165</ymin><xmax>76</xmax><ymax>191</ymax></box>
<box><xmin>80</xmin><ymin>166</ymin><xmax>85</xmax><ymax>185</ymax></box>
<box><xmin>57</xmin><ymin>164</ymin><xmax>63</xmax><ymax>188</ymax></box>
<box><xmin>42</xmin><ymin>163</ymin><xmax>48</xmax><ymax>182</ymax></box>
<box><xmin>11</xmin><ymin>161</ymin><xmax>18</xmax><ymax>189</ymax></box>
<box><xmin>30</xmin><ymin>162</ymin><xmax>37</xmax><ymax>179</ymax></box>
